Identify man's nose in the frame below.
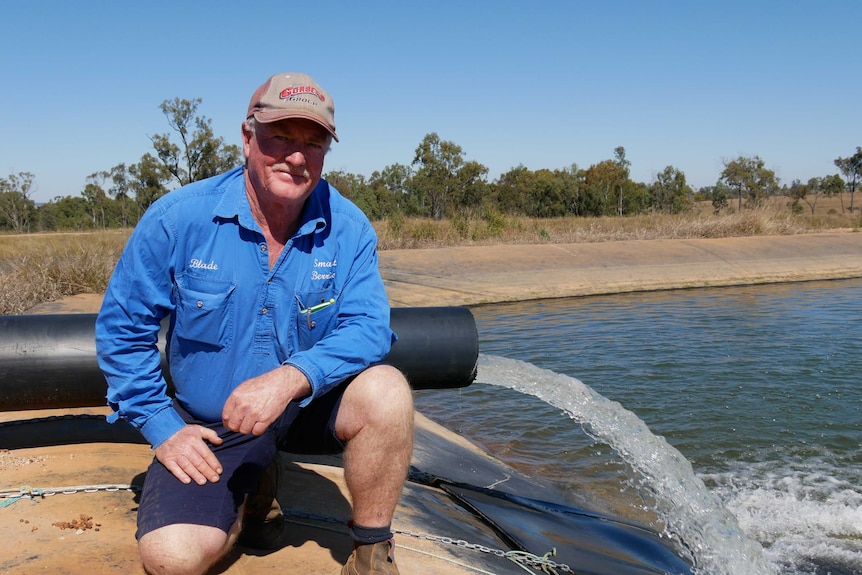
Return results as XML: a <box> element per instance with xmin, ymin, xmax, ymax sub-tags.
<box><xmin>284</xmin><ymin>148</ymin><xmax>307</xmax><ymax>164</ymax></box>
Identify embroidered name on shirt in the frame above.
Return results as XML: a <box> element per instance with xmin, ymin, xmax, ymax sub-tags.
<box><xmin>311</xmin><ymin>258</ymin><xmax>336</xmax><ymax>280</ymax></box>
<box><xmin>190</xmin><ymin>258</ymin><xmax>219</xmax><ymax>270</ymax></box>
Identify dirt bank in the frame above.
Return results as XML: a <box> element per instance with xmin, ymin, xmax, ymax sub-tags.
<box><xmin>380</xmin><ymin>232</ymin><xmax>862</xmax><ymax>307</ymax></box>
<box><xmin>23</xmin><ymin>231</ymin><xmax>862</xmax><ymax>315</ymax></box>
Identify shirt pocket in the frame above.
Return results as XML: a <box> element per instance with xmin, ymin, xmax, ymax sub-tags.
<box><xmin>175</xmin><ymin>274</ymin><xmax>236</xmax><ymax>350</ymax></box>
<box><xmin>294</xmin><ymin>288</ymin><xmax>339</xmax><ymax>350</ymax></box>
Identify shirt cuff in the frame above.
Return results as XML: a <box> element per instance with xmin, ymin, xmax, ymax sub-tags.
<box><xmin>282</xmin><ymin>358</ymin><xmax>321</xmax><ymax>407</ymax></box>
<box><xmin>139</xmin><ymin>405</ymin><xmax>187</xmax><ymax>449</ymax></box>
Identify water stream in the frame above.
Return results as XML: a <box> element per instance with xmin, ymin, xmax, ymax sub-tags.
<box><xmin>477</xmin><ymin>354</ymin><xmax>772</xmax><ymax>575</ymax></box>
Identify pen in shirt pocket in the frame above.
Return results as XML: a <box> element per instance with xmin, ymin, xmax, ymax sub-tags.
<box><xmin>300</xmin><ymin>297</ymin><xmax>336</xmax><ymax>314</ymax></box>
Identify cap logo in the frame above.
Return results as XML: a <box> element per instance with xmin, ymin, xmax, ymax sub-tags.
<box><xmin>279</xmin><ymin>85</ymin><xmax>326</xmax><ymax>103</ymax></box>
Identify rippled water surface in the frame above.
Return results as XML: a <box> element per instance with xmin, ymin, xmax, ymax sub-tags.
<box><xmin>414</xmin><ymin>278</ymin><xmax>862</xmax><ymax>575</ymax></box>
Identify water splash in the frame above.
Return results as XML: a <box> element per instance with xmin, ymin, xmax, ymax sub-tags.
<box><xmin>478</xmin><ymin>354</ymin><xmax>773</xmax><ymax>575</ymax></box>
<box><xmin>703</xmin><ymin>455</ymin><xmax>862</xmax><ymax>575</ymax></box>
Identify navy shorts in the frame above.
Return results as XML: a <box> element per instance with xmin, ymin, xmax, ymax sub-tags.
<box><xmin>135</xmin><ymin>381</ymin><xmax>348</xmax><ymax>539</ymax></box>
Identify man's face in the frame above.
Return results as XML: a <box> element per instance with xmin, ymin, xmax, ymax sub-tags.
<box><xmin>243</xmin><ymin>118</ymin><xmax>328</xmax><ymax>205</ymax></box>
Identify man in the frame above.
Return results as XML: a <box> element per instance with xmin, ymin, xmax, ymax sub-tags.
<box><xmin>96</xmin><ymin>72</ymin><xmax>413</xmax><ymax>575</ymax></box>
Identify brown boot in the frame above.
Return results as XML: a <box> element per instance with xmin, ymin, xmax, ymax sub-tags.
<box><xmin>237</xmin><ymin>460</ymin><xmax>285</xmax><ymax>550</ymax></box>
<box><xmin>341</xmin><ymin>539</ymin><xmax>399</xmax><ymax>575</ymax></box>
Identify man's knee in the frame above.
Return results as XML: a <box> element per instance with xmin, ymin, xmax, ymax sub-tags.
<box><xmin>352</xmin><ymin>365</ymin><xmax>413</xmax><ymax>416</ymax></box>
<box><xmin>337</xmin><ymin>365</ymin><xmax>413</xmax><ymax>440</ymax></box>
<box><xmin>139</xmin><ymin>524</ymin><xmax>229</xmax><ymax>575</ymax></box>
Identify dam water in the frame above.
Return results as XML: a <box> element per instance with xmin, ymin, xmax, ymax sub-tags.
<box><xmin>414</xmin><ymin>278</ymin><xmax>862</xmax><ymax>575</ymax></box>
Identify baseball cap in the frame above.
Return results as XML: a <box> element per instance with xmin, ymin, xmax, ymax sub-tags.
<box><xmin>246</xmin><ymin>72</ymin><xmax>338</xmax><ymax>142</ymax></box>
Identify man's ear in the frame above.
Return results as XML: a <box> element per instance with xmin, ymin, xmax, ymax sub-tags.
<box><xmin>241</xmin><ymin>121</ymin><xmax>253</xmax><ymax>158</ymax></box>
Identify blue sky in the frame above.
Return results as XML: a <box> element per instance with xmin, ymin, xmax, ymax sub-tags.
<box><xmin>2</xmin><ymin>1</ymin><xmax>859</xmax><ymax>203</ymax></box>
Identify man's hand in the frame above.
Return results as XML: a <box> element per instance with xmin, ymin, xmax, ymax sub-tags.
<box><xmin>154</xmin><ymin>425</ymin><xmax>224</xmax><ymax>485</ymax></box>
<box><xmin>222</xmin><ymin>365</ymin><xmax>311</xmax><ymax>436</ymax></box>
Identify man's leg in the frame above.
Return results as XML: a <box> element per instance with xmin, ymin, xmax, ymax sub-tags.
<box><xmin>334</xmin><ymin>364</ymin><xmax>414</xmax><ymax>529</ymax></box>
<box><xmin>331</xmin><ymin>364</ymin><xmax>412</xmax><ymax>574</ymax></box>
<box><xmin>237</xmin><ymin>459</ymin><xmax>285</xmax><ymax>549</ymax></box>
<box><xmin>138</xmin><ymin>519</ymin><xmax>242</xmax><ymax>575</ymax></box>
<box><xmin>134</xmin><ymin>403</ymin><xmax>280</xmax><ymax>574</ymax></box>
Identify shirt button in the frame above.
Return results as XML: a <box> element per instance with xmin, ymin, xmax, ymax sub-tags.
<box><xmin>260</xmin><ymin>244</ymin><xmax>267</xmax><ymax>252</ymax></box>
<box><xmin>261</xmin><ymin>307</ymin><xmax>268</xmax><ymax>315</ymax></box>
<box><xmin>196</xmin><ymin>301</ymin><xmax>204</xmax><ymax>308</ymax></box>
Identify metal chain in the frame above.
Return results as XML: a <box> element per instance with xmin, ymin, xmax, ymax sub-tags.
<box><xmin>283</xmin><ymin>509</ymin><xmax>573</xmax><ymax>574</ymax></box>
<box><xmin>392</xmin><ymin>528</ymin><xmax>507</xmax><ymax>558</ymax></box>
<box><xmin>0</xmin><ymin>484</ymin><xmax>139</xmax><ymax>500</ymax></box>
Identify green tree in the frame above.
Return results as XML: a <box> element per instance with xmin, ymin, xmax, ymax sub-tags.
<box><xmin>325</xmin><ymin>170</ymin><xmax>378</xmax><ymax>218</ymax></box>
<box><xmin>578</xmin><ymin>147</ymin><xmax>646</xmax><ymax>216</ymax></box>
<box><xmin>720</xmin><ymin>155</ymin><xmax>779</xmax><ymax>210</ymax></box>
<box><xmin>613</xmin><ymin>146</ymin><xmax>631</xmax><ymax>216</ymax></box>
<box><xmin>834</xmin><ymin>147</ymin><xmax>862</xmax><ymax>213</ymax></box>
<box><xmin>150</xmin><ymin>97</ymin><xmax>242</xmax><ymax>188</ymax></box>
<box><xmin>699</xmin><ymin>183</ymin><xmax>730</xmax><ymax>214</ymax></box>
<box><xmin>583</xmin><ymin>157</ymin><xmax>629</xmax><ymax>216</ymax></box>
<box><xmin>324</xmin><ymin>170</ymin><xmax>364</xmax><ymax>198</ymax></box>
<box><xmin>128</xmin><ymin>153</ymin><xmax>172</xmax><ymax>212</ymax></box>
<box><xmin>530</xmin><ymin>169</ymin><xmax>566</xmax><ymax>217</ymax></box>
<box><xmin>622</xmin><ymin>179</ymin><xmax>651</xmax><ymax>215</ymax></box>
<box><xmin>787</xmin><ymin>179</ymin><xmax>809</xmax><ymax>214</ymax></box>
<box><xmin>822</xmin><ymin>173</ymin><xmax>845</xmax><ymax>201</ymax></box>
<box><xmin>650</xmin><ymin>166</ymin><xmax>692</xmax><ymax>214</ymax></box>
<box><xmin>556</xmin><ymin>164</ymin><xmax>584</xmax><ymax>216</ymax></box>
<box><xmin>39</xmin><ymin>195</ymin><xmax>91</xmax><ymax>230</ymax></box>
<box><xmin>451</xmin><ymin>160</ymin><xmax>489</xmax><ymax>217</ymax></box>
<box><xmin>0</xmin><ymin>171</ymin><xmax>37</xmax><ymax>233</ymax></box>
<box><xmin>790</xmin><ymin>174</ymin><xmax>845</xmax><ymax>215</ymax></box>
<box><xmin>490</xmin><ymin>165</ymin><xmax>584</xmax><ymax>217</ymax></box>
<box><xmin>787</xmin><ymin>178</ymin><xmax>826</xmax><ymax>215</ymax></box>
<box><xmin>410</xmin><ymin>133</ymin><xmax>487</xmax><ymax>220</ymax></box>
<box><xmin>369</xmin><ymin>163</ymin><xmax>414</xmax><ymax>216</ymax></box>
<box><xmin>81</xmin><ymin>171</ymin><xmax>111</xmax><ymax>228</ymax></box>
<box><xmin>492</xmin><ymin>165</ymin><xmax>535</xmax><ymax>215</ymax></box>
<box><xmin>104</xmin><ymin>164</ymin><xmax>139</xmax><ymax>227</ymax></box>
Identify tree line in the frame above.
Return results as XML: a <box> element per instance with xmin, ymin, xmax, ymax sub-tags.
<box><xmin>2</xmin><ymin>98</ymin><xmax>861</xmax><ymax>233</ymax></box>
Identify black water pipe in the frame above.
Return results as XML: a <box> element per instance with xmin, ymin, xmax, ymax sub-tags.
<box><xmin>0</xmin><ymin>306</ymin><xmax>478</xmax><ymax>411</ymax></box>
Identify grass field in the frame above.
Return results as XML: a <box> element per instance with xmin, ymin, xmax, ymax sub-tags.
<box><xmin>1</xmin><ymin>193</ymin><xmax>859</xmax><ymax>314</ymax></box>
<box><xmin>0</xmin><ymin>229</ymin><xmax>130</xmax><ymax>314</ymax></box>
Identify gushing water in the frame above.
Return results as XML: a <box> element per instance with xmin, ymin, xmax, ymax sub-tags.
<box><xmin>478</xmin><ymin>354</ymin><xmax>773</xmax><ymax>575</ymax></box>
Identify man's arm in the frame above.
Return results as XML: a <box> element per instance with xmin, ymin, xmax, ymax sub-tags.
<box><xmin>283</xmin><ymin>222</ymin><xmax>395</xmax><ymax>403</ymax></box>
<box><xmin>96</xmin><ymin>213</ymin><xmax>183</xmax><ymax>447</ymax></box>
<box><xmin>222</xmin><ymin>364</ymin><xmax>312</xmax><ymax>435</ymax></box>
<box><xmin>96</xmin><ymin>209</ymin><xmax>225</xmax><ymax>483</ymax></box>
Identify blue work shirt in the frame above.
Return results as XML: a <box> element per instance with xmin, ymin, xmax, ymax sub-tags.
<box><xmin>95</xmin><ymin>166</ymin><xmax>395</xmax><ymax>448</ymax></box>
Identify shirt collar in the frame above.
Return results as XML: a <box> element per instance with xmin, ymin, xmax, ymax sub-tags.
<box><xmin>296</xmin><ymin>180</ymin><xmax>329</xmax><ymax>237</ymax></box>
<box><xmin>211</xmin><ymin>167</ymin><xmax>328</xmax><ymax>238</ymax></box>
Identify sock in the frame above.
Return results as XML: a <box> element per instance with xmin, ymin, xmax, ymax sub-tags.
<box><xmin>349</xmin><ymin>521</ymin><xmax>393</xmax><ymax>545</ymax></box>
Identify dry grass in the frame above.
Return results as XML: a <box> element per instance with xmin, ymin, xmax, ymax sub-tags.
<box><xmin>1</xmin><ymin>194</ymin><xmax>859</xmax><ymax>314</ymax></box>
<box><xmin>375</xmin><ymin>197</ymin><xmax>860</xmax><ymax>249</ymax></box>
<box><xmin>0</xmin><ymin>230</ymin><xmax>130</xmax><ymax>315</ymax></box>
